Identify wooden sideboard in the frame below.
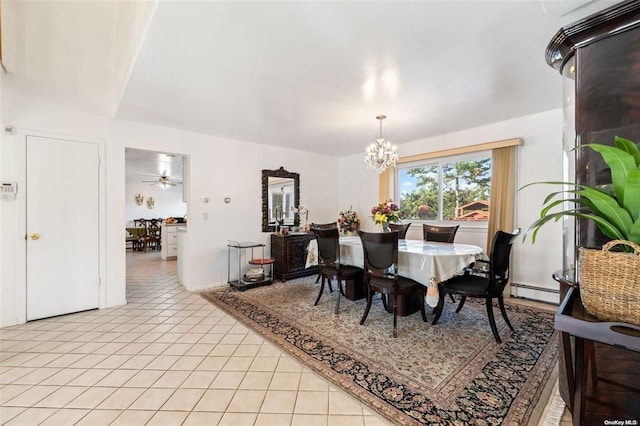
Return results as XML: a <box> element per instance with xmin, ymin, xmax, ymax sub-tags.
<box><xmin>271</xmin><ymin>233</ymin><xmax>316</xmax><ymax>282</ymax></box>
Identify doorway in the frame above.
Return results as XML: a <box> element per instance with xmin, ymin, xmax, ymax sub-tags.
<box><xmin>124</xmin><ymin>148</ymin><xmax>187</xmax><ymax>290</ymax></box>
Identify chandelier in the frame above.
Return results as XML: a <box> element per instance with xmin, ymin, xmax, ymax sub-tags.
<box><xmin>364</xmin><ymin>115</ymin><xmax>398</xmax><ymax>173</ymax></box>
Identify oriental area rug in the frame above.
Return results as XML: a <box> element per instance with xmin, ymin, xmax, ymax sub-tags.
<box><xmin>200</xmin><ymin>277</ymin><xmax>559</xmax><ymax>425</ymax></box>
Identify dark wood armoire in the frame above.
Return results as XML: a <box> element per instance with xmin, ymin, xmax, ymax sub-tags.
<box><xmin>546</xmin><ymin>1</ymin><xmax>640</xmax><ymax>424</ymax></box>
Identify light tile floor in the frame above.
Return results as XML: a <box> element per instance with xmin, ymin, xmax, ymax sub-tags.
<box><xmin>0</xmin><ymin>252</ymin><xmax>392</xmax><ymax>426</ymax></box>
<box><xmin>1</xmin><ymin>251</ymin><xmax>568</xmax><ymax>425</ymax></box>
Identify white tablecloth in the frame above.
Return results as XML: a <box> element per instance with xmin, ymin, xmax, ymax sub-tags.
<box><xmin>306</xmin><ymin>236</ymin><xmax>485</xmax><ymax>285</ymax></box>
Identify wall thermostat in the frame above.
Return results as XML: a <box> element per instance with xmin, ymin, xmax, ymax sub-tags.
<box><xmin>0</xmin><ymin>182</ymin><xmax>17</xmax><ymax>201</ymax></box>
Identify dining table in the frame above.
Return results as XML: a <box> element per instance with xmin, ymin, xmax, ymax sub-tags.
<box><xmin>306</xmin><ymin>235</ymin><xmax>486</xmax><ymax>309</ymax></box>
<box><xmin>340</xmin><ymin>236</ymin><xmax>484</xmax><ymax>285</ymax></box>
<box><xmin>126</xmin><ymin>227</ymin><xmax>146</xmax><ymax>251</ymax></box>
<box><xmin>126</xmin><ymin>227</ymin><xmax>146</xmax><ymax>238</ymax></box>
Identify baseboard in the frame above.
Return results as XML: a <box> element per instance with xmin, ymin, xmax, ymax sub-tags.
<box><xmin>537</xmin><ymin>378</ymin><xmax>567</xmax><ymax>426</ymax></box>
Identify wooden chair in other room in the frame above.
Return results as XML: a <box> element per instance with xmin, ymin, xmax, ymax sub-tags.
<box><xmin>313</xmin><ymin>227</ymin><xmax>363</xmax><ymax>314</ymax></box>
<box><xmin>388</xmin><ymin>223</ymin><xmax>411</xmax><ymax>239</ymax></box>
<box><xmin>310</xmin><ymin>222</ymin><xmax>339</xmax><ymax>284</ymax></box>
<box><xmin>423</xmin><ymin>224</ymin><xmax>460</xmax><ymax>243</ymax></box>
<box><xmin>132</xmin><ymin>219</ymin><xmax>148</xmax><ymax>251</ymax></box>
<box><xmin>125</xmin><ymin>229</ymin><xmax>141</xmax><ymax>251</ymax></box>
<box><xmin>144</xmin><ymin>219</ymin><xmax>162</xmax><ymax>251</ymax></box>
<box><xmin>431</xmin><ymin>228</ymin><xmax>521</xmax><ymax>343</ymax></box>
<box><xmin>358</xmin><ymin>230</ymin><xmax>427</xmax><ymax>338</ymax></box>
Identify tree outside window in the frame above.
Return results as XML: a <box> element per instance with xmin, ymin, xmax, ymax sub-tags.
<box><xmin>398</xmin><ymin>157</ymin><xmax>492</xmax><ymax>222</ymax></box>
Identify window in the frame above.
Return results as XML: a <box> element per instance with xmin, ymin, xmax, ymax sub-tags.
<box><xmin>397</xmin><ymin>152</ymin><xmax>492</xmax><ymax>222</ymax></box>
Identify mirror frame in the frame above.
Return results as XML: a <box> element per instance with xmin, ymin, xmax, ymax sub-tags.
<box><xmin>262</xmin><ymin>167</ymin><xmax>300</xmax><ymax>232</ymax></box>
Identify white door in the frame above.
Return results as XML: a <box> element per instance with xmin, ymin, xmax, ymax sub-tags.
<box><xmin>26</xmin><ymin>136</ymin><xmax>100</xmax><ymax>320</ymax></box>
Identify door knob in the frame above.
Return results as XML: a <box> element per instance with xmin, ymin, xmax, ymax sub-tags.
<box><xmin>30</xmin><ymin>233</ymin><xmax>40</xmax><ymax>240</ymax></box>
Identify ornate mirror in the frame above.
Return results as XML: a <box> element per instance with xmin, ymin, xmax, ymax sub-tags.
<box><xmin>262</xmin><ymin>167</ymin><xmax>300</xmax><ymax>232</ymax></box>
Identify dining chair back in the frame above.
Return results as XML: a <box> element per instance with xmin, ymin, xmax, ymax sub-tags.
<box><xmin>358</xmin><ymin>230</ymin><xmax>427</xmax><ymax>337</ymax></box>
<box><xmin>313</xmin><ymin>227</ymin><xmax>363</xmax><ymax>314</ymax></box>
<box><xmin>131</xmin><ymin>219</ymin><xmax>149</xmax><ymax>251</ymax></box>
<box><xmin>431</xmin><ymin>228</ymin><xmax>521</xmax><ymax>343</ymax></box>
<box><xmin>309</xmin><ymin>222</ymin><xmax>339</xmax><ymax>283</ymax></box>
<box><xmin>388</xmin><ymin>223</ymin><xmax>411</xmax><ymax>239</ymax></box>
<box><xmin>310</xmin><ymin>222</ymin><xmax>338</xmax><ymax>230</ymax></box>
<box><xmin>423</xmin><ymin>224</ymin><xmax>459</xmax><ymax>243</ymax></box>
<box><xmin>144</xmin><ymin>219</ymin><xmax>162</xmax><ymax>251</ymax></box>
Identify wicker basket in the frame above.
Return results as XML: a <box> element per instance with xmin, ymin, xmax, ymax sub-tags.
<box><xmin>578</xmin><ymin>240</ymin><xmax>640</xmax><ymax>326</ymax></box>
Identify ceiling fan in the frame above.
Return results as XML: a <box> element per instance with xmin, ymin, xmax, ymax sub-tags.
<box><xmin>142</xmin><ymin>172</ymin><xmax>182</xmax><ymax>187</ymax></box>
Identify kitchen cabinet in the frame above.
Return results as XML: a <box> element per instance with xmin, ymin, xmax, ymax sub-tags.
<box><xmin>161</xmin><ymin>223</ymin><xmax>181</xmax><ymax>260</ymax></box>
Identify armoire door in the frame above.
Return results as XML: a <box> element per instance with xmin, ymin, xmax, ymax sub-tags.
<box><xmin>26</xmin><ymin>135</ymin><xmax>100</xmax><ymax>320</ymax></box>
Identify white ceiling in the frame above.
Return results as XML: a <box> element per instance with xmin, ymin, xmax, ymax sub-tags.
<box><xmin>4</xmin><ymin>0</ymin><xmax>618</xmax><ymax>158</ymax></box>
<box><xmin>125</xmin><ymin>148</ymin><xmax>183</xmax><ymax>183</ymax></box>
<box><xmin>115</xmin><ymin>0</ymin><xmax>617</xmax><ymax>157</ymax></box>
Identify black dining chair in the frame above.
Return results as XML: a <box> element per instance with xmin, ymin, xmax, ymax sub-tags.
<box><xmin>388</xmin><ymin>223</ymin><xmax>411</xmax><ymax>239</ymax></box>
<box><xmin>310</xmin><ymin>222</ymin><xmax>338</xmax><ymax>230</ymax></box>
<box><xmin>313</xmin><ymin>227</ymin><xmax>363</xmax><ymax>314</ymax></box>
<box><xmin>423</xmin><ymin>224</ymin><xmax>460</xmax><ymax>243</ymax></box>
<box><xmin>423</xmin><ymin>224</ymin><xmax>460</xmax><ymax>302</ymax></box>
<box><xmin>431</xmin><ymin>228</ymin><xmax>521</xmax><ymax>343</ymax></box>
<box><xmin>358</xmin><ymin>230</ymin><xmax>427</xmax><ymax>338</ymax></box>
<box><xmin>310</xmin><ymin>222</ymin><xmax>339</xmax><ymax>284</ymax></box>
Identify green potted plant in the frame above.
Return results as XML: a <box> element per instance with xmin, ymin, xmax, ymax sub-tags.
<box><xmin>523</xmin><ymin>135</ymin><xmax>640</xmax><ymax>247</ymax></box>
<box><xmin>523</xmin><ymin>135</ymin><xmax>640</xmax><ymax>325</ymax></box>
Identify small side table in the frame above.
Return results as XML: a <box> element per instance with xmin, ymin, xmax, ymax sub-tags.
<box><xmin>227</xmin><ymin>241</ymin><xmax>274</xmax><ymax>291</ymax></box>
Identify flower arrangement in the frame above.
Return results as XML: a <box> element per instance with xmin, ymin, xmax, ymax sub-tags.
<box><xmin>371</xmin><ymin>199</ymin><xmax>404</xmax><ymax>230</ymax></box>
<box><xmin>338</xmin><ymin>207</ymin><xmax>360</xmax><ymax>234</ymax></box>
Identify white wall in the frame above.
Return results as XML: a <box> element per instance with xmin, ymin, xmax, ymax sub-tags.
<box><xmin>0</xmin><ymin>52</ymin><xmax>112</xmax><ymax>326</ymax></box>
<box><xmin>0</xmin><ymin>130</ymin><xmax>20</xmax><ymax>327</ymax></box>
<box><xmin>1</xmin><ymin>0</ymin><xmax>114</xmax><ymax>119</ymax></box>
<box><xmin>0</xmin><ymin>115</ymin><xmax>339</xmax><ymax>327</ymax></box>
<box><xmin>113</xmin><ymin>1</ymin><xmax>158</xmax><ymax>113</ymax></box>
<box><xmin>125</xmin><ymin>179</ymin><xmax>186</xmax><ymax>224</ymax></box>
<box><xmin>0</xmin><ymin>116</ymin><xmax>110</xmax><ymax>327</ymax></box>
<box><xmin>1</xmin><ymin>107</ymin><xmax>564</xmax><ymax>327</ymax></box>
<box><xmin>338</xmin><ymin>109</ymin><xmax>564</xmax><ymax>304</ymax></box>
<box><xmin>109</xmin><ymin>120</ymin><xmax>339</xmax><ymax>295</ymax></box>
